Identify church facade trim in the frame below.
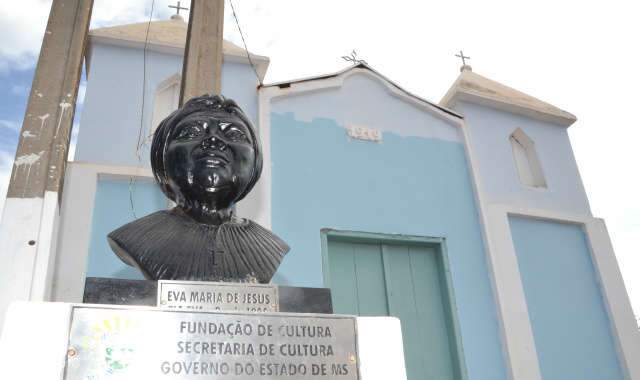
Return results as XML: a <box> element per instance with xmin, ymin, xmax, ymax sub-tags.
<box><xmin>488</xmin><ymin>203</ymin><xmax>640</xmax><ymax>379</ymax></box>
<box><xmin>448</xmin><ymin>69</ymin><xmax>636</xmax><ymax>378</ymax></box>
<box><xmin>52</xmin><ymin>162</ymin><xmax>154</xmax><ymax>302</ymax></box>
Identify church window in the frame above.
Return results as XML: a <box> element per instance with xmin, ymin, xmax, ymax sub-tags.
<box><xmin>509</xmin><ymin>128</ymin><xmax>546</xmax><ymax>188</ymax></box>
<box><xmin>151</xmin><ymin>73</ymin><xmax>181</xmax><ymax>134</ymax></box>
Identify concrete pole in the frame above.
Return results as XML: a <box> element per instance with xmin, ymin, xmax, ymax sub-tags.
<box><xmin>0</xmin><ymin>0</ymin><xmax>93</xmax><ymax>328</ymax></box>
<box><xmin>179</xmin><ymin>0</ymin><xmax>225</xmax><ymax>106</ymax></box>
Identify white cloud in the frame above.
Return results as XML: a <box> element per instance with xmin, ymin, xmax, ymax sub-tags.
<box><xmin>90</xmin><ymin>0</ymin><xmax>164</xmax><ymax>28</ymax></box>
<box><xmin>0</xmin><ymin>0</ymin><xmax>262</xmax><ymax>72</ymax></box>
<box><xmin>0</xmin><ymin>0</ymin><xmax>160</xmax><ymax>72</ymax></box>
<box><xmin>0</xmin><ymin>0</ymin><xmax>51</xmax><ymax>72</ymax></box>
<box><xmin>10</xmin><ymin>84</ymin><xmax>29</xmax><ymax>96</ymax></box>
<box><xmin>0</xmin><ymin>119</ymin><xmax>20</xmax><ymax>131</ymax></box>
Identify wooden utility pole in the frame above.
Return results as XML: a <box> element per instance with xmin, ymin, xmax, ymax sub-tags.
<box><xmin>0</xmin><ymin>0</ymin><xmax>224</xmax><ymax>327</ymax></box>
<box><xmin>0</xmin><ymin>0</ymin><xmax>93</xmax><ymax>327</ymax></box>
<box><xmin>179</xmin><ymin>0</ymin><xmax>225</xmax><ymax>105</ymax></box>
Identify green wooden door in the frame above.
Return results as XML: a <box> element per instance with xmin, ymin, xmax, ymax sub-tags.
<box><xmin>327</xmin><ymin>239</ymin><xmax>460</xmax><ymax>380</ymax></box>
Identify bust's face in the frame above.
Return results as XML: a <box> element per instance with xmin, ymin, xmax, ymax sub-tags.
<box><xmin>164</xmin><ymin>110</ymin><xmax>256</xmax><ymax>209</ymax></box>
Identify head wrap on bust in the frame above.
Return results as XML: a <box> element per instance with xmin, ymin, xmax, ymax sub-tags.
<box><xmin>150</xmin><ymin>94</ymin><xmax>263</xmax><ymax>204</ymax></box>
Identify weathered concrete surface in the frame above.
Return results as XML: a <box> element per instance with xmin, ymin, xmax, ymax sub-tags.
<box><xmin>8</xmin><ymin>0</ymin><xmax>93</xmax><ymax>199</ymax></box>
<box><xmin>179</xmin><ymin>0</ymin><xmax>224</xmax><ymax>104</ymax></box>
<box><xmin>0</xmin><ymin>0</ymin><xmax>93</xmax><ymax>332</ymax></box>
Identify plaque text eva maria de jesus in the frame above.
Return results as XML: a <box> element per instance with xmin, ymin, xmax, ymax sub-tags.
<box><xmin>65</xmin><ymin>307</ymin><xmax>359</xmax><ymax>379</ymax></box>
<box><xmin>158</xmin><ymin>280</ymin><xmax>279</xmax><ymax>312</ymax></box>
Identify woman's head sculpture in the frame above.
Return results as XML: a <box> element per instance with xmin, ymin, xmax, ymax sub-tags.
<box><xmin>151</xmin><ymin>94</ymin><xmax>262</xmax><ymax>223</ymax></box>
<box><xmin>108</xmin><ymin>94</ymin><xmax>288</xmax><ymax>282</ymax></box>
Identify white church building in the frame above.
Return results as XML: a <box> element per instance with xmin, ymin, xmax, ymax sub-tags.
<box><xmin>3</xmin><ymin>14</ymin><xmax>639</xmax><ymax>380</ymax></box>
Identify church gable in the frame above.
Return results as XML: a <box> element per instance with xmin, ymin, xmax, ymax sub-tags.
<box><xmin>264</xmin><ymin>65</ymin><xmax>507</xmax><ymax>377</ymax></box>
<box><xmin>267</xmin><ymin>65</ymin><xmax>463</xmax><ymax>143</ymax></box>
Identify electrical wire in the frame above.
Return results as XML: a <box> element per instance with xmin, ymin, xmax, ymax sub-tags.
<box><xmin>129</xmin><ymin>0</ymin><xmax>156</xmax><ymax>219</ymax></box>
<box><xmin>229</xmin><ymin>0</ymin><xmax>262</xmax><ymax>86</ymax></box>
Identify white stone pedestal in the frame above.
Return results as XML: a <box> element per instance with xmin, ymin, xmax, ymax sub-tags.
<box><xmin>0</xmin><ymin>301</ymin><xmax>406</xmax><ymax>380</ymax></box>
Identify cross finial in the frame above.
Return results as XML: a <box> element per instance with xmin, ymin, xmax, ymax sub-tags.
<box><xmin>169</xmin><ymin>1</ymin><xmax>189</xmax><ymax>16</ymax></box>
<box><xmin>455</xmin><ymin>50</ymin><xmax>472</xmax><ymax>72</ymax></box>
<box><xmin>341</xmin><ymin>50</ymin><xmax>368</xmax><ymax>65</ymax></box>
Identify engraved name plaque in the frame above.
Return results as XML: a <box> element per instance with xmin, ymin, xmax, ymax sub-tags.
<box><xmin>158</xmin><ymin>280</ymin><xmax>279</xmax><ymax>312</ymax></box>
<box><xmin>65</xmin><ymin>307</ymin><xmax>359</xmax><ymax>379</ymax></box>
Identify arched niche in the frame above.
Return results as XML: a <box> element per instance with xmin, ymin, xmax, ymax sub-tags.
<box><xmin>151</xmin><ymin>73</ymin><xmax>181</xmax><ymax>134</ymax></box>
<box><xmin>509</xmin><ymin>128</ymin><xmax>547</xmax><ymax>188</ymax></box>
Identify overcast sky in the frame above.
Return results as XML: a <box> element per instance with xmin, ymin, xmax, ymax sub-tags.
<box><xmin>0</xmin><ymin>0</ymin><xmax>638</xmax><ymax>316</ymax></box>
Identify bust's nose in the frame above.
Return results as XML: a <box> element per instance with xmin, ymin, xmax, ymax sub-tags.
<box><xmin>201</xmin><ymin>135</ymin><xmax>227</xmax><ymax>151</ymax></box>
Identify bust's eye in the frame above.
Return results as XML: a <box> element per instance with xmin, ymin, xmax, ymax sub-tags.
<box><xmin>176</xmin><ymin>125</ymin><xmax>203</xmax><ymax>139</ymax></box>
<box><xmin>224</xmin><ymin>127</ymin><xmax>249</xmax><ymax>143</ymax></box>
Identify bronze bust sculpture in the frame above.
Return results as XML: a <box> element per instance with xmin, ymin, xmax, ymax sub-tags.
<box><xmin>108</xmin><ymin>95</ymin><xmax>289</xmax><ymax>283</ymax></box>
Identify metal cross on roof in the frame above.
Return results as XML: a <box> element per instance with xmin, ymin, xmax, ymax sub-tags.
<box><xmin>341</xmin><ymin>50</ymin><xmax>367</xmax><ymax>65</ymax></box>
<box><xmin>169</xmin><ymin>1</ymin><xmax>189</xmax><ymax>16</ymax></box>
<box><xmin>455</xmin><ymin>50</ymin><xmax>470</xmax><ymax>66</ymax></box>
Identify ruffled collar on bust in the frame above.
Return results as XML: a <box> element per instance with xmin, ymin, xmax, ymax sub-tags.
<box><xmin>107</xmin><ymin>209</ymin><xmax>289</xmax><ymax>283</ymax></box>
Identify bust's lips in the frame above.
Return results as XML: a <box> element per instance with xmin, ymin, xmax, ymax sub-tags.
<box><xmin>196</xmin><ymin>153</ymin><xmax>229</xmax><ymax>167</ymax></box>
<box><xmin>205</xmin><ymin>184</ymin><xmax>231</xmax><ymax>192</ymax></box>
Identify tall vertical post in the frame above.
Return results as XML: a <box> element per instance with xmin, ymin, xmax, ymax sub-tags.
<box><xmin>0</xmin><ymin>0</ymin><xmax>93</xmax><ymax>327</ymax></box>
<box><xmin>179</xmin><ymin>0</ymin><xmax>225</xmax><ymax>105</ymax></box>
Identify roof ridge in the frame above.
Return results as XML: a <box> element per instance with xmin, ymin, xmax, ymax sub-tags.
<box><xmin>90</xmin><ymin>18</ymin><xmax>181</xmax><ymax>31</ymax></box>
<box><xmin>87</xmin><ymin>18</ymin><xmax>270</xmax><ymax>81</ymax></box>
<box><xmin>463</xmin><ymin>70</ymin><xmax>565</xmax><ymax>111</ymax></box>
<box><xmin>441</xmin><ymin>69</ymin><xmax>576</xmax><ymax>126</ymax></box>
<box><xmin>263</xmin><ymin>63</ymin><xmax>462</xmax><ymax>120</ymax></box>
<box><xmin>89</xmin><ymin>18</ymin><xmax>261</xmax><ymax>59</ymax></box>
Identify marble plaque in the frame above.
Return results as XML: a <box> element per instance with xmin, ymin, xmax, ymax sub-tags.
<box><xmin>65</xmin><ymin>306</ymin><xmax>359</xmax><ymax>379</ymax></box>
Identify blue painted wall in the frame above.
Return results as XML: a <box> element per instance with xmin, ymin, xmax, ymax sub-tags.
<box><xmin>509</xmin><ymin>216</ymin><xmax>623</xmax><ymax>379</ymax></box>
<box><xmin>86</xmin><ymin>178</ymin><xmax>166</xmax><ymax>279</ymax></box>
<box><xmin>76</xmin><ymin>42</ymin><xmax>259</xmax><ymax>167</ymax></box>
<box><xmin>269</xmin><ymin>73</ymin><xmax>507</xmax><ymax>379</ymax></box>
